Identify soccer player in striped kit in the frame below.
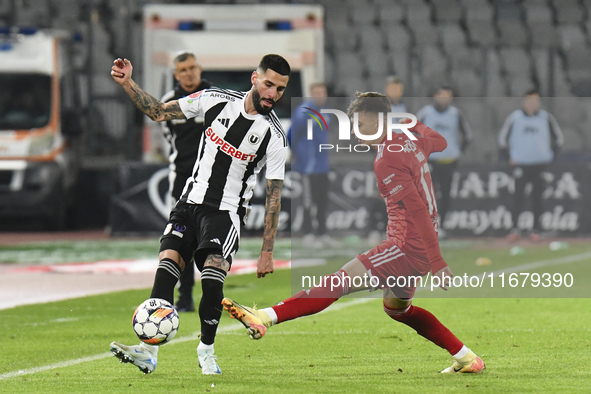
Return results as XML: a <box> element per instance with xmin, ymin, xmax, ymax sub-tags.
<box><xmin>109</xmin><ymin>54</ymin><xmax>291</xmax><ymax>375</ymax></box>
<box><xmin>223</xmin><ymin>92</ymin><xmax>485</xmax><ymax>374</ymax></box>
<box><xmin>161</xmin><ymin>51</ymin><xmax>213</xmax><ymax>313</ymax></box>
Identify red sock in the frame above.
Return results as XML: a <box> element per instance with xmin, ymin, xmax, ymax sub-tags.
<box><xmin>272</xmin><ymin>270</ymin><xmax>350</xmax><ymax>324</ymax></box>
<box><xmin>384</xmin><ymin>303</ymin><xmax>464</xmax><ymax>355</ymax></box>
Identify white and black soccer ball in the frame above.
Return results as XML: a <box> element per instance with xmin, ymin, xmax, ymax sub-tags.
<box><xmin>132</xmin><ymin>298</ymin><xmax>179</xmax><ymax>345</ymax></box>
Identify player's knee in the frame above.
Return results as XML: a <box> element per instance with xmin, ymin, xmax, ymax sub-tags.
<box><xmin>331</xmin><ymin>269</ymin><xmax>351</xmax><ymax>296</ymax></box>
<box><xmin>159</xmin><ymin>249</ymin><xmax>185</xmax><ymax>270</ymax></box>
<box><xmin>383</xmin><ymin>301</ymin><xmax>412</xmax><ymax>321</ymax></box>
<box><xmin>202</xmin><ymin>253</ymin><xmax>230</xmax><ymax>273</ymax></box>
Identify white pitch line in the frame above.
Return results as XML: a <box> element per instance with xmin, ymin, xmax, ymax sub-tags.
<box><xmin>2</xmin><ymin>250</ymin><xmax>589</xmax><ymax>381</ymax></box>
<box><xmin>0</xmin><ymin>353</ymin><xmax>112</xmax><ymax>380</ymax></box>
<box><xmin>0</xmin><ymin>299</ymin><xmax>373</xmax><ymax>381</ymax></box>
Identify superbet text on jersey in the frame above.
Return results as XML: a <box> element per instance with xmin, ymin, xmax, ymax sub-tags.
<box><xmin>177</xmin><ymin>88</ymin><xmax>288</xmax><ymax>217</ymax></box>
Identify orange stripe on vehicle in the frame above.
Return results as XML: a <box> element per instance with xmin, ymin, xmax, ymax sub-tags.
<box><xmin>0</xmin><ymin>144</ymin><xmax>65</xmax><ymax>162</ymax></box>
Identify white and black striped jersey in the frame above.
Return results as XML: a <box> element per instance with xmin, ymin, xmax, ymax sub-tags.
<box><xmin>178</xmin><ymin>87</ymin><xmax>288</xmax><ymax>217</ymax></box>
<box><xmin>161</xmin><ymin>80</ymin><xmax>212</xmax><ymax>201</ymax></box>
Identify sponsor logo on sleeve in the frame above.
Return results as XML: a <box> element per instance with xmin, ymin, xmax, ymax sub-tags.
<box><xmin>383</xmin><ymin>173</ymin><xmax>396</xmax><ymax>185</ymax></box>
<box><xmin>389</xmin><ymin>184</ymin><xmax>404</xmax><ymax>195</ymax></box>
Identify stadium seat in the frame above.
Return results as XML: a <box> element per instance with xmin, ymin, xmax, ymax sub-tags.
<box><xmin>466</xmin><ymin>21</ymin><xmax>497</xmax><ymax>46</ymax></box>
<box><xmin>451</xmin><ymin>69</ymin><xmax>482</xmax><ymax>97</ymax></box>
<box><xmin>484</xmin><ymin>50</ymin><xmax>507</xmax><ymax>96</ymax></box>
<box><xmin>324</xmin><ymin>52</ymin><xmax>336</xmax><ymax>87</ymax></box>
<box><xmin>531</xmin><ymin>49</ymin><xmax>551</xmax><ymax>96</ymax></box>
<box><xmin>551</xmin><ymin>53</ymin><xmax>574</xmax><ymax>96</ymax></box>
<box><xmin>529</xmin><ymin>22</ymin><xmax>558</xmax><ymax>49</ymax></box>
<box><xmin>495</xmin><ymin>2</ymin><xmax>523</xmax><ymax>21</ymax></box>
<box><xmin>322</xmin><ymin>0</ymin><xmax>349</xmax><ymax>31</ymax></box>
<box><xmin>439</xmin><ymin>23</ymin><xmax>467</xmax><ymax>51</ymax></box>
<box><xmin>383</xmin><ymin>25</ymin><xmax>412</xmax><ymax>50</ymax></box>
<box><xmin>406</xmin><ymin>0</ymin><xmax>431</xmax><ymax>25</ymax></box>
<box><xmin>505</xmin><ymin>74</ymin><xmax>536</xmax><ymax>97</ymax></box>
<box><xmin>420</xmin><ymin>45</ymin><xmax>448</xmax><ymax>75</ymax></box>
<box><xmin>340</xmin><ymin>75</ymin><xmax>368</xmax><ymax>96</ymax></box>
<box><xmin>335</xmin><ymin>51</ymin><xmax>365</xmax><ymax>87</ymax></box>
<box><xmin>525</xmin><ymin>4</ymin><xmax>553</xmax><ymax>24</ymax></box>
<box><xmin>377</xmin><ymin>2</ymin><xmax>406</xmax><ymax>27</ymax></box>
<box><xmin>465</xmin><ymin>2</ymin><xmax>494</xmax><ymax>23</ymax></box>
<box><xmin>562</xmin><ymin>44</ymin><xmax>591</xmax><ymax>71</ymax></box>
<box><xmin>349</xmin><ymin>0</ymin><xmax>377</xmax><ymax>26</ymax></box>
<box><xmin>432</xmin><ymin>0</ymin><xmax>463</xmax><ymax>24</ymax></box>
<box><xmin>410</xmin><ymin>20</ymin><xmax>440</xmax><ymax>45</ymax></box>
<box><xmin>497</xmin><ymin>21</ymin><xmax>529</xmax><ymax>47</ymax></box>
<box><xmin>553</xmin><ymin>0</ymin><xmax>584</xmax><ymax>24</ymax></box>
<box><xmin>557</xmin><ymin>24</ymin><xmax>587</xmax><ymax>50</ymax></box>
<box><xmin>388</xmin><ymin>52</ymin><xmax>410</xmax><ymax>84</ymax></box>
<box><xmin>359</xmin><ymin>26</ymin><xmax>386</xmax><ymax>52</ymax></box>
<box><xmin>366</xmin><ymin>72</ymin><xmax>388</xmax><ymax>92</ymax></box>
<box><xmin>499</xmin><ymin>48</ymin><xmax>532</xmax><ymax>76</ymax></box>
<box><xmin>448</xmin><ymin>45</ymin><xmax>483</xmax><ymax>73</ymax></box>
<box><xmin>363</xmin><ymin>48</ymin><xmax>389</xmax><ymax>76</ymax></box>
<box><xmin>460</xmin><ymin>0</ymin><xmax>489</xmax><ymax>9</ymax></box>
<box><xmin>329</xmin><ymin>25</ymin><xmax>358</xmax><ymax>51</ymax></box>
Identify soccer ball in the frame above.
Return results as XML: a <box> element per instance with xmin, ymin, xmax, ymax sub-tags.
<box><xmin>132</xmin><ymin>298</ymin><xmax>179</xmax><ymax>345</ymax></box>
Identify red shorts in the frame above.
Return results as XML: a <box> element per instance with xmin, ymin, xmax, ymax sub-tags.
<box><xmin>357</xmin><ymin>239</ymin><xmax>431</xmax><ymax>300</ymax></box>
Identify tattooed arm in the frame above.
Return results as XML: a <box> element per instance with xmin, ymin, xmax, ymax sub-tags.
<box><xmin>257</xmin><ymin>179</ymin><xmax>283</xmax><ymax>278</ymax></box>
<box><xmin>111</xmin><ymin>58</ymin><xmax>186</xmax><ymax>122</ymax></box>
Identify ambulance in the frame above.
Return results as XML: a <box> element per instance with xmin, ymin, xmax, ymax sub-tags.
<box><xmin>0</xmin><ymin>28</ymin><xmax>82</xmax><ymax>229</ymax></box>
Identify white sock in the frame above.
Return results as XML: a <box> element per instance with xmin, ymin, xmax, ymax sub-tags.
<box><xmin>452</xmin><ymin>345</ymin><xmax>470</xmax><ymax>360</ymax></box>
<box><xmin>198</xmin><ymin>341</ymin><xmax>214</xmax><ymax>352</ymax></box>
<box><xmin>262</xmin><ymin>307</ymin><xmax>278</xmax><ymax>325</ymax></box>
<box><xmin>140</xmin><ymin>342</ymin><xmax>159</xmax><ymax>355</ymax></box>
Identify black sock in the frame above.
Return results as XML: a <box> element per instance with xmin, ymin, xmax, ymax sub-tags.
<box><xmin>150</xmin><ymin>258</ymin><xmax>182</xmax><ymax>305</ymax></box>
<box><xmin>178</xmin><ymin>260</ymin><xmax>195</xmax><ymax>302</ymax></box>
<box><xmin>199</xmin><ymin>266</ymin><xmax>227</xmax><ymax>345</ymax></box>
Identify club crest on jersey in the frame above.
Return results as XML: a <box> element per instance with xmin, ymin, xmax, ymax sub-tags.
<box><xmin>206</xmin><ymin>127</ymin><xmax>257</xmax><ymax>162</ymax></box>
<box><xmin>247</xmin><ymin>133</ymin><xmax>260</xmax><ymax>145</ymax></box>
<box><xmin>403</xmin><ymin>140</ymin><xmax>417</xmax><ymax>153</ymax></box>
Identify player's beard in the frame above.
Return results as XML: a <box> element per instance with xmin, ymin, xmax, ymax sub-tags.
<box><xmin>252</xmin><ymin>85</ymin><xmax>276</xmax><ymax>115</ymax></box>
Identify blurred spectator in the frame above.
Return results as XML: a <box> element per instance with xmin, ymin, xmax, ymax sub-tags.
<box><xmin>161</xmin><ymin>51</ymin><xmax>212</xmax><ymax>312</ymax></box>
<box><xmin>498</xmin><ymin>89</ymin><xmax>564</xmax><ymax>241</ymax></box>
<box><xmin>417</xmin><ymin>86</ymin><xmax>472</xmax><ymax>237</ymax></box>
<box><xmin>288</xmin><ymin>82</ymin><xmax>332</xmax><ymax>246</ymax></box>
<box><xmin>385</xmin><ymin>75</ymin><xmax>407</xmax><ymax>113</ymax></box>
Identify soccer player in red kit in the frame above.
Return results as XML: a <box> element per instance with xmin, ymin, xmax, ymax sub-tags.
<box><xmin>222</xmin><ymin>92</ymin><xmax>485</xmax><ymax>374</ymax></box>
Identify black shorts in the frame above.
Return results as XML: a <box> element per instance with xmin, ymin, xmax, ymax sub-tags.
<box><xmin>159</xmin><ymin>202</ymin><xmax>241</xmax><ymax>271</ymax></box>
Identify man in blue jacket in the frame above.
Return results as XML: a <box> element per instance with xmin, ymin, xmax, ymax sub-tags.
<box><xmin>288</xmin><ymin>82</ymin><xmax>330</xmax><ymax>245</ymax></box>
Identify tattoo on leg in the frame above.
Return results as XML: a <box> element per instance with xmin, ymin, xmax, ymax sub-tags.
<box><xmin>204</xmin><ymin>253</ymin><xmax>230</xmax><ymax>272</ymax></box>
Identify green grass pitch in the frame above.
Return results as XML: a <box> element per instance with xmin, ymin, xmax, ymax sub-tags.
<box><xmin>1</xmin><ymin>239</ymin><xmax>591</xmax><ymax>392</ymax></box>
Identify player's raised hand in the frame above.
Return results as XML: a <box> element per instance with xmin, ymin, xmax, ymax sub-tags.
<box><xmin>433</xmin><ymin>266</ymin><xmax>454</xmax><ymax>291</ymax></box>
<box><xmin>111</xmin><ymin>58</ymin><xmax>133</xmax><ymax>85</ymax></box>
<box><xmin>256</xmin><ymin>251</ymin><xmax>274</xmax><ymax>278</ymax></box>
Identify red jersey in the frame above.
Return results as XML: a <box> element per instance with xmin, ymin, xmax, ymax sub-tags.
<box><xmin>373</xmin><ymin>122</ymin><xmax>447</xmax><ymax>265</ymax></box>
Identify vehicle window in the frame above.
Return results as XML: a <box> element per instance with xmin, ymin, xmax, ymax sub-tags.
<box><xmin>0</xmin><ymin>74</ymin><xmax>52</xmax><ymax>130</ymax></box>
